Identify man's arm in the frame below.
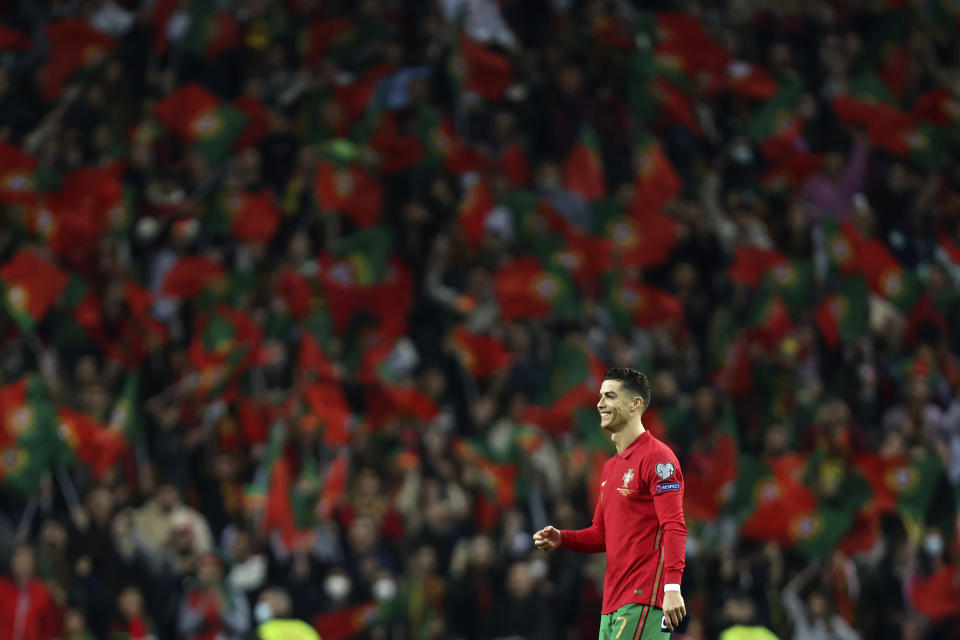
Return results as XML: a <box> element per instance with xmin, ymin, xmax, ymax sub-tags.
<box><xmin>649</xmin><ymin>454</ymin><xmax>687</xmax><ymax>630</ymax></box>
<box><xmin>533</xmin><ymin>484</ymin><xmax>605</xmax><ymax>553</ymax></box>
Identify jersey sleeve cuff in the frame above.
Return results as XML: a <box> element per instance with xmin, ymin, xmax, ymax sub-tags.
<box><xmin>664</xmin><ymin>583</ymin><xmax>681</xmax><ymax>592</ymax></box>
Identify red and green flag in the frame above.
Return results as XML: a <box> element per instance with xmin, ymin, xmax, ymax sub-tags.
<box><xmin>859</xmin><ymin>239</ymin><xmax>920</xmax><ymax>311</ymax></box>
<box><xmin>55</xmin><ymin>408</ymin><xmax>129</xmax><ymax>479</ymax></box>
<box><xmin>498</xmin><ymin>141</ymin><xmax>530</xmax><ymax>188</ymax></box>
<box><xmin>761</xmin><ymin>259</ymin><xmax>813</xmax><ymax>314</ymax></box>
<box><xmin>908</xmin><ymin>565</ymin><xmax>960</xmax><ymax>623</ymax></box>
<box><xmin>154</xmin><ymin>84</ymin><xmax>247</xmax><ymax>164</ymax></box>
<box><xmin>814</xmin><ymin>276</ymin><xmax>870</xmax><ymax>349</ymax></box>
<box><xmin>726</xmin><ymin>61</ymin><xmax>778</xmax><ymax>100</ymax></box>
<box><xmin>823</xmin><ymin>219</ymin><xmax>864</xmax><ymax>276</ymax></box>
<box><xmin>0</xmin><ymin>142</ymin><xmax>37</xmax><ymax>204</ymax></box>
<box><xmin>182</xmin><ymin>0</ymin><xmax>241</xmax><ymax>60</ymax></box>
<box><xmin>315</xmin><ymin>161</ymin><xmax>384</xmax><ymax>228</ymax></box>
<box><xmin>524</xmin><ymin>338</ymin><xmax>605</xmax><ymax>435</ymax></box>
<box><xmin>0</xmin><ymin>249</ymin><xmax>68</xmax><ymax>332</ymax></box>
<box><xmin>683</xmin><ymin>405</ymin><xmax>739</xmax><ymax>521</ymax></box>
<box><xmin>605</xmin><ymin>279</ymin><xmax>684</xmax><ymax>334</ymax></box>
<box><xmin>727</xmin><ymin>454</ymin><xmax>865</xmax><ymax>558</ymax></box>
<box><xmin>493</xmin><ymin>257</ymin><xmax>578</xmax><ymax>321</ymax></box>
<box><xmin>631</xmin><ymin>134</ymin><xmax>682</xmax><ymax>213</ymax></box>
<box><xmin>108</xmin><ymin>373</ymin><xmax>143</xmax><ymax>445</ymax></box>
<box><xmin>591</xmin><ymin>200</ymin><xmax>678</xmax><ymax>270</ymax></box>
<box><xmin>727</xmin><ymin>246</ymin><xmax>788</xmax><ymax>288</ymax></box>
<box><xmin>297</xmin><ymin>311</ymin><xmax>340</xmax><ymax>384</ymax></box>
<box><xmin>313</xmin><ymin>602</ymin><xmax>379</xmax><ymax>640</ymax></box>
<box><xmin>449</xmin><ymin>38</ymin><xmax>513</xmax><ymax>101</ymax></box>
<box><xmin>449</xmin><ymin>327</ymin><xmax>513</xmax><ymax>379</ymax></box>
<box><xmin>912</xmin><ymin>89</ymin><xmax>960</xmax><ymax>135</ymax></box>
<box><xmin>161</xmin><ymin>255</ymin><xmax>226</xmax><ymax>299</ymax></box>
<box><xmin>302</xmin><ymin>384</ymin><xmax>353</xmax><ymax>446</ymax></box>
<box><xmin>452</xmin><ymin>438</ymin><xmax>518</xmax><ymax>511</ymax></box>
<box><xmin>41</xmin><ymin>19</ymin><xmax>116</xmax><ymax>101</ymax></box>
<box><xmin>457</xmin><ymin>179</ymin><xmax>496</xmax><ymax>247</ymax></box>
<box><xmin>319</xmin><ymin>228</ymin><xmax>413</xmax><ymax>338</ymax></box>
<box><xmin>188</xmin><ymin>305</ymin><xmax>263</xmax><ymax>402</ymax></box>
<box><xmin>0</xmin><ymin>377</ymin><xmax>56</xmax><ymax>495</ymax></box>
<box><xmin>758</xmin><ymin>151</ymin><xmax>823</xmax><ymax>194</ymax></box>
<box><xmin>852</xmin><ymin>452</ymin><xmax>944</xmax><ymax>523</ymax></box>
<box><xmin>233</xmin><ymin>95</ymin><xmax>271</xmax><ymax>151</ymax></box>
<box><xmin>747</xmin><ymin>79</ymin><xmax>805</xmax><ymax>159</ymax></box>
<box><xmin>415</xmin><ymin>104</ymin><xmax>487</xmax><ymax>174</ymax></box>
<box><xmin>563</xmin><ymin>124</ymin><xmax>606</xmax><ymax>200</ymax></box>
<box><xmin>208</xmin><ymin>189</ymin><xmax>279</xmax><ymax>245</ymax></box>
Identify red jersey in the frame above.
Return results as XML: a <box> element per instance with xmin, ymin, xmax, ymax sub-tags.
<box><xmin>560</xmin><ymin>430</ymin><xmax>686</xmax><ymax>614</ymax></box>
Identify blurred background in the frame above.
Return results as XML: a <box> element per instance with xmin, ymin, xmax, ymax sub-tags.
<box><xmin>0</xmin><ymin>0</ymin><xmax>958</xmax><ymax>639</ymax></box>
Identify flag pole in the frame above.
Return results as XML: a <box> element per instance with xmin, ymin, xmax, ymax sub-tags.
<box><xmin>15</xmin><ymin>497</ymin><xmax>38</xmax><ymax>541</ymax></box>
<box><xmin>55</xmin><ymin>466</ymin><xmax>81</xmax><ymax>511</ymax></box>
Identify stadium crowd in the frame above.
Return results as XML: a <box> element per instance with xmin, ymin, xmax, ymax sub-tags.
<box><xmin>0</xmin><ymin>1</ymin><xmax>959</xmax><ymax>639</ymax></box>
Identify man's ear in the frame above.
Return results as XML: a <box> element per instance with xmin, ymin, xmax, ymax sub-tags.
<box><xmin>634</xmin><ymin>396</ymin><xmax>645</xmax><ymax>413</ymax></box>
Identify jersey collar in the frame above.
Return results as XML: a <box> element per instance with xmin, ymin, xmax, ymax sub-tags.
<box><xmin>617</xmin><ymin>429</ymin><xmax>649</xmax><ymax>460</ymax></box>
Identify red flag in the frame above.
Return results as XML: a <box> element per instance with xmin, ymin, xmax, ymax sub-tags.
<box><xmin>42</xmin><ymin>20</ymin><xmax>116</xmax><ymax>101</ymax></box>
<box><xmin>912</xmin><ymin>89</ymin><xmax>960</xmax><ymax>128</ymax></box>
<box><xmin>233</xmin><ymin>95</ymin><xmax>271</xmax><ymax>151</ymax></box>
<box><xmin>56</xmin><ymin>408</ymin><xmax>129</xmax><ymax>479</ymax></box>
<box><xmin>151</xmin><ymin>0</ymin><xmax>179</xmax><ymax>53</ymax></box>
<box><xmin>313</xmin><ymin>603</ymin><xmax>378</xmax><ymax>640</ymax></box>
<box><xmin>609</xmin><ymin>280</ymin><xmax>684</xmax><ymax>328</ymax></box>
<box><xmin>303</xmin><ymin>384</ymin><xmax>352</xmax><ymax>446</ymax></box>
<box><xmin>0</xmin><ymin>250</ymin><xmax>68</xmax><ymax>329</ymax></box>
<box><xmin>498</xmin><ymin>142</ymin><xmax>530</xmax><ymax>187</ymax></box>
<box><xmin>161</xmin><ymin>256</ymin><xmax>225</xmax><ymax>299</ymax></box>
<box><xmin>457</xmin><ymin>179</ymin><xmax>495</xmax><ymax>247</ymax></box>
<box><xmin>314</xmin><ymin>162</ymin><xmax>383</xmax><ymax>228</ymax></box>
<box><xmin>368</xmin><ymin>112</ymin><xmax>425</xmax><ymax>174</ymax></box>
<box><xmin>458</xmin><ymin>39</ymin><xmax>512</xmax><ymax>100</ymax></box>
<box><xmin>727</xmin><ymin>246</ymin><xmax>788</xmax><ymax>288</ymax></box>
<box><xmin>726</xmin><ymin>61</ymin><xmax>778</xmax><ymax>100</ymax></box>
<box><xmin>449</xmin><ymin>328</ymin><xmax>513</xmax><ymax>379</ymax></box>
<box><xmin>0</xmin><ymin>26</ymin><xmax>30</xmax><ymax>52</ymax></box>
<box><xmin>228</xmin><ymin>191</ymin><xmax>280</xmax><ymax>245</ymax></box>
<box><xmin>879</xmin><ymin>45</ymin><xmax>910</xmax><ymax>101</ymax></box>
<box><xmin>908</xmin><ymin>565</ymin><xmax>960</xmax><ymax>623</ymax></box>
<box><xmin>632</xmin><ymin>138</ymin><xmax>682</xmax><ymax>212</ymax></box>
<box><xmin>154</xmin><ymin>84</ymin><xmax>228</xmax><ymax>144</ymax></box>
<box><xmin>298</xmin><ymin>333</ymin><xmax>339</xmax><ymax>383</ymax></box>
<box><xmin>302</xmin><ymin>19</ymin><xmax>354</xmax><ymax>66</ymax></box>
<box><xmin>653</xmin><ymin>77</ymin><xmax>700</xmax><ymax>133</ymax></box>
<box><xmin>318</xmin><ymin>455</ymin><xmax>348</xmax><ymax>518</ymax></box>
<box><xmin>563</xmin><ymin>125</ymin><xmax>606</xmax><ymax>200</ymax></box>
<box><xmin>277</xmin><ymin>269</ymin><xmax>312</xmax><ymax>320</ymax></box>
<box><xmin>0</xmin><ymin>142</ymin><xmax>36</xmax><ymax>204</ymax></box>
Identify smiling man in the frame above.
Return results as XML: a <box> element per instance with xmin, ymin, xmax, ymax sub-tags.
<box><xmin>533</xmin><ymin>368</ymin><xmax>687</xmax><ymax>639</ymax></box>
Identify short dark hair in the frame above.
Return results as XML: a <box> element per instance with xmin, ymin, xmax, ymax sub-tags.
<box><xmin>604</xmin><ymin>368</ymin><xmax>651</xmax><ymax>411</ymax></box>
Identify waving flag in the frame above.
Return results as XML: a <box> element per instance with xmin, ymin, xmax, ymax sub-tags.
<box><xmin>0</xmin><ymin>250</ymin><xmax>68</xmax><ymax>332</ymax></box>
<box><xmin>493</xmin><ymin>257</ymin><xmax>578</xmax><ymax>321</ymax></box>
<box><xmin>154</xmin><ymin>84</ymin><xmax>247</xmax><ymax>164</ymax></box>
<box><xmin>42</xmin><ymin>19</ymin><xmax>116</xmax><ymax>101</ymax></box>
<box><xmin>0</xmin><ymin>378</ymin><xmax>56</xmax><ymax>495</ymax></box>
<box><xmin>563</xmin><ymin>124</ymin><xmax>606</xmax><ymax>200</ymax></box>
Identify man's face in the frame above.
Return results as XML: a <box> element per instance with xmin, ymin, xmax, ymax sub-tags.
<box><xmin>11</xmin><ymin>547</ymin><xmax>34</xmax><ymax>583</ymax></box>
<box><xmin>597</xmin><ymin>379</ymin><xmax>641</xmax><ymax>432</ymax></box>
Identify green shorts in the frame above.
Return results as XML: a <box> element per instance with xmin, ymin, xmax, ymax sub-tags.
<box><xmin>599</xmin><ymin>603</ymin><xmax>670</xmax><ymax>640</ymax></box>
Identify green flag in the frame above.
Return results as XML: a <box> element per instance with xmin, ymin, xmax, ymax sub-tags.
<box><xmin>0</xmin><ymin>377</ymin><xmax>56</xmax><ymax>495</ymax></box>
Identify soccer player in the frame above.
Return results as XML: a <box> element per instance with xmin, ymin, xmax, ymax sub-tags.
<box><xmin>533</xmin><ymin>368</ymin><xmax>687</xmax><ymax>639</ymax></box>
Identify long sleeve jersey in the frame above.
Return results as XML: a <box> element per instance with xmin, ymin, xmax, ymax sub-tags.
<box><xmin>560</xmin><ymin>430</ymin><xmax>686</xmax><ymax>614</ymax></box>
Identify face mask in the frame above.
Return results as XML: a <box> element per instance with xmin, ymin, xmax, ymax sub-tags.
<box><xmin>924</xmin><ymin>534</ymin><xmax>944</xmax><ymax>557</ymax></box>
<box><xmin>372</xmin><ymin>578</ymin><xmax>397</xmax><ymax>602</ymax></box>
<box><xmin>254</xmin><ymin>602</ymin><xmax>273</xmax><ymax>624</ymax></box>
<box><xmin>324</xmin><ymin>574</ymin><xmax>351</xmax><ymax>601</ymax></box>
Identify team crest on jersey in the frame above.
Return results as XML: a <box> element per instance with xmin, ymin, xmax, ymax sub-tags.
<box><xmin>655</xmin><ymin>463</ymin><xmax>675</xmax><ymax>480</ymax></box>
<box><xmin>618</xmin><ymin>468</ymin><xmax>636</xmax><ymax>496</ymax></box>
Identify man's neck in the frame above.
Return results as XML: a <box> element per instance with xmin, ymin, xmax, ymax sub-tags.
<box><xmin>610</xmin><ymin>420</ymin><xmax>645</xmax><ymax>454</ymax></box>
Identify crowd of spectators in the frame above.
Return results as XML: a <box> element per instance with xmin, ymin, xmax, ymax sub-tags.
<box><xmin>0</xmin><ymin>1</ymin><xmax>959</xmax><ymax>639</ymax></box>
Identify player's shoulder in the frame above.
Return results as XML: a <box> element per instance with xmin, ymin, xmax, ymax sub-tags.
<box><xmin>641</xmin><ymin>431</ymin><xmax>681</xmax><ymax>464</ymax></box>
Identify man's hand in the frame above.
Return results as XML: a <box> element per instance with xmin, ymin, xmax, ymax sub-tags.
<box><xmin>532</xmin><ymin>526</ymin><xmax>561</xmax><ymax>552</ymax></box>
<box><xmin>662</xmin><ymin>591</ymin><xmax>686</xmax><ymax>632</ymax></box>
